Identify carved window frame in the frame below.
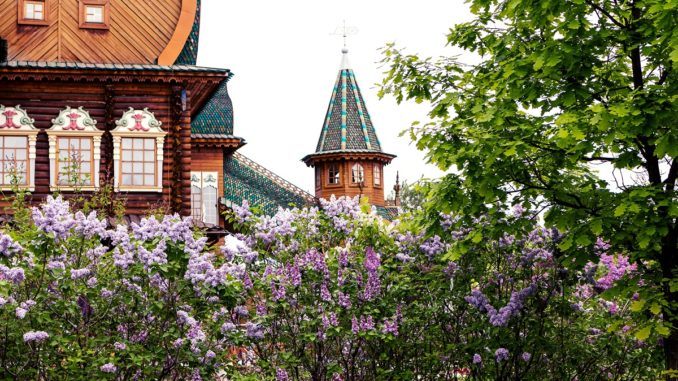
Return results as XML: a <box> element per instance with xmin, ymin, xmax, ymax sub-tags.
<box><xmin>373</xmin><ymin>163</ymin><xmax>382</xmax><ymax>188</ymax></box>
<box><xmin>0</xmin><ymin>105</ymin><xmax>39</xmax><ymax>191</ymax></box>
<box><xmin>18</xmin><ymin>0</ymin><xmax>50</xmax><ymax>26</ymax></box>
<box><xmin>112</xmin><ymin>108</ymin><xmax>166</xmax><ymax>193</ymax></box>
<box><xmin>351</xmin><ymin>163</ymin><xmax>364</xmax><ymax>185</ymax></box>
<box><xmin>191</xmin><ymin>172</ymin><xmax>219</xmax><ymax>225</ymax></box>
<box><xmin>79</xmin><ymin>0</ymin><xmax>110</xmax><ymax>30</ymax></box>
<box><xmin>47</xmin><ymin>107</ymin><xmax>103</xmax><ymax>191</ymax></box>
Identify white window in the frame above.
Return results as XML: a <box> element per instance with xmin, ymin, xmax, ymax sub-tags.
<box><xmin>351</xmin><ymin>163</ymin><xmax>364</xmax><ymax>184</ymax></box>
<box><xmin>84</xmin><ymin>5</ymin><xmax>103</xmax><ymax>23</ymax></box>
<box><xmin>0</xmin><ymin>106</ymin><xmax>39</xmax><ymax>190</ymax></box>
<box><xmin>373</xmin><ymin>164</ymin><xmax>381</xmax><ymax>187</ymax></box>
<box><xmin>112</xmin><ymin>108</ymin><xmax>166</xmax><ymax>192</ymax></box>
<box><xmin>47</xmin><ymin>107</ymin><xmax>103</xmax><ymax>191</ymax></box>
<box><xmin>191</xmin><ymin>172</ymin><xmax>219</xmax><ymax>225</ymax></box>
<box><xmin>25</xmin><ymin>1</ymin><xmax>44</xmax><ymax>20</ymax></box>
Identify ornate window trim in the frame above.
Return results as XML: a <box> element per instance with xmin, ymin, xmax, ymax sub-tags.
<box><xmin>112</xmin><ymin>108</ymin><xmax>166</xmax><ymax>193</ymax></box>
<box><xmin>47</xmin><ymin>106</ymin><xmax>103</xmax><ymax>191</ymax></box>
<box><xmin>18</xmin><ymin>0</ymin><xmax>50</xmax><ymax>26</ymax></box>
<box><xmin>191</xmin><ymin>171</ymin><xmax>219</xmax><ymax>225</ymax></box>
<box><xmin>78</xmin><ymin>0</ymin><xmax>110</xmax><ymax>30</ymax></box>
<box><xmin>0</xmin><ymin>105</ymin><xmax>39</xmax><ymax>191</ymax></box>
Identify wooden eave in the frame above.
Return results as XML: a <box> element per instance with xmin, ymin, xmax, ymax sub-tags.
<box><xmin>191</xmin><ymin>136</ymin><xmax>246</xmax><ymax>149</ymax></box>
<box><xmin>302</xmin><ymin>151</ymin><xmax>397</xmax><ymax>167</ymax></box>
<box><xmin>0</xmin><ymin>65</ymin><xmax>227</xmax><ymax>116</ymax></box>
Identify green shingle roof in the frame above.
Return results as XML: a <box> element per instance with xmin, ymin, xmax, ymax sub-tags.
<box><xmin>375</xmin><ymin>206</ymin><xmax>400</xmax><ymax>221</ymax></box>
<box><xmin>191</xmin><ymin>80</ymin><xmax>234</xmax><ymax>136</ymax></box>
<box><xmin>314</xmin><ymin>50</ymin><xmax>385</xmax><ymax>154</ymax></box>
<box><xmin>174</xmin><ymin>0</ymin><xmax>201</xmax><ymax>65</ymax></box>
<box><xmin>223</xmin><ymin>153</ymin><xmax>316</xmax><ymax>215</ymax></box>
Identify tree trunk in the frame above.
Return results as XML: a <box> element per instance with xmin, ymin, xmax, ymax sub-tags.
<box><xmin>661</xmin><ymin>225</ymin><xmax>678</xmax><ymax>379</ymax></box>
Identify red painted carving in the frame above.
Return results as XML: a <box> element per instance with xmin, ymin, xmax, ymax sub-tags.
<box><xmin>129</xmin><ymin>113</ymin><xmax>149</xmax><ymax>131</ymax></box>
<box><xmin>0</xmin><ymin>110</ymin><xmax>19</xmax><ymax>128</ymax></box>
<box><xmin>63</xmin><ymin>112</ymin><xmax>85</xmax><ymax>130</ymax></box>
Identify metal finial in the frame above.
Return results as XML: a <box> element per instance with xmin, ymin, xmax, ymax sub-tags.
<box><xmin>331</xmin><ymin>20</ymin><xmax>358</xmax><ymax>52</ymax></box>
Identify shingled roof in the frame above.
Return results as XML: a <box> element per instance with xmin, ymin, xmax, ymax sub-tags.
<box><xmin>174</xmin><ymin>0</ymin><xmax>201</xmax><ymax>65</ymax></box>
<box><xmin>192</xmin><ymin>79</ymin><xmax>235</xmax><ymax>137</ymax></box>
<box><xmin>314</xmin><ymin>49</ymin><xmax>385</xmax><ymax>154</ymax></box>
<box><xmin>223</xmin><ymin>152</ymin><xmax>316</xmax><ymax>215</ymax></box>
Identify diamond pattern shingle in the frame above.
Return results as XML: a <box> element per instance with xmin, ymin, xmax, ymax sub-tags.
<box><xmin>223</xmin><ymin>153</ymin><xmax>315</xmax><ymax>215</ymax></box>
<box><xmin>191</xmin><ymin>80</ymin><xmax>234</xmax><ymax>136</ymax></box>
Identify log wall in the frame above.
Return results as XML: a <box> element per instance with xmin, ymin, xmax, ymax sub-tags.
<box><xmin>0</xmin><ymin>79</ymin><xmax>193</xmax><ymax>216</ymax></box>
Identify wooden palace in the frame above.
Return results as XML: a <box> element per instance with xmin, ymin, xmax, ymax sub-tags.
<box><xmin>0</xmin><ymin>0</ymin><xmax>398</xmax><ymax>229</ymax></box>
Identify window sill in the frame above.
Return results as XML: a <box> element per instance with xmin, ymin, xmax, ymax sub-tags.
<box><xmin>50</xmin><ymin>186</ymin><xmax>97</xmax><ymax>192</ymax></box>
<box><xmin>18</xmin><ymin>19</ymin><xmax>49</xmax><ymax>26</ymax></box>
<box><xmin>117</xmin><ymin>186</ymin><xmax>163</xmax><ymax>193</ymax></box>
<box><xmin>79</xmin><ymin>22</ymin><xmax>109</xmax><ymax>30</ymax></box>
<box><xmin>0</xmin><ymin>186</ymin><xmax>35</xmax><ymax>192</ymax></box>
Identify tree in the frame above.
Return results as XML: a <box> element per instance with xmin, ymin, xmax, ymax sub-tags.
<box><xmin>380</xmin><ymin>0</ymin><xmax>678</xmax><ymax>373</ymax></box>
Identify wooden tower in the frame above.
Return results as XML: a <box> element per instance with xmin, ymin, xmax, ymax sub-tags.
<box><xmin>302</xmin><ymin>48</ymin><xmax>395</xmax><ymax>207</ymax></box>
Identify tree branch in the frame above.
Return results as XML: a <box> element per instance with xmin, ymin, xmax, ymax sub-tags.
<box><xmin>584</xmin><ymin>0</ymin><xmax>626</xmax><ymax>29</ymax></box>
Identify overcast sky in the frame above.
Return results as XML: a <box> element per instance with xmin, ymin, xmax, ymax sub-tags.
<box><xmin>197</xmin><ymin>0</ymin><xmax>474</xmax><ymax>195</ymax></box>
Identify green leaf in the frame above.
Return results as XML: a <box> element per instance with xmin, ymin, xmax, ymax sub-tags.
<box><xmin>614</xmin><ymin>204</ymin><xmax>627</xmax><ymax>217</ymax></box>
<box><xmin>630</xmin><ymin>299</ymin><xmax>646</xmax><ymax>312</ymax></box>
<box><xmin>650</xmin><ymin>303</ymin><xmax>662</xmax><ymax>315</ymax></box>
<box><xmin>656</xmin><ymin>324</ymin><xmax>670</xmax><ymax>336</ymax></box>
<box><xmin>590</xmin><ymin>219</ymin><xmax>603</xmax><ymax>235</ymax></box>
<box><xmin>635</xmin><ymin>326</ymin><xmax>652</xmax><ymax>341</ymax></box>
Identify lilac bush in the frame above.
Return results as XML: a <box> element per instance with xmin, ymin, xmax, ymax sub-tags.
<box><xmin>223</xmin><ymin>196</ymin><xmax>661</xmax><ymax>380</ymax></box>
<box><xmin>0</xmin><ymin>196</ymin><xmax>240</xmax><ymax>380</ymax></box>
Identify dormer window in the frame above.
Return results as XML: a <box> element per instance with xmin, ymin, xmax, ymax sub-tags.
<box><xmin>18</xmin><ymin>0</ymin><xmax>49</xmax><ymax>26</ymax></box>
<box><xmin>79</xmin><ymin>0</ymin><xmax>110</xmax><ymax>30</ymax></box>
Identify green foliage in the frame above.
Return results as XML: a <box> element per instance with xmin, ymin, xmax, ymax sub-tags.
<box><xmin>380</xmin><ymin>0</ymin><xmax>678</xmax><ymax>368</ymax></box>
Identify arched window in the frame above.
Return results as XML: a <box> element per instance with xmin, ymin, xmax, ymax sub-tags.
<box><xmin>328</xmin><ymin>163</ymin><xmax>340</xmax><ymax>185</ymax></box>
<box><xmin>315</xmin><ymin>167</ymin><xmax>321</xmax><ymax>188</ymax></box>
<box><xmin>47</xmin><ymin>106</ymin><xmax>103</xmax><ymax>190</ymax></box>
<box><xmin>112</xmin><ymin>108</ymin><xmax>166</xmax><ymax>192</ymax></box>
<box><xmin>0</xmin><ymin>105</ymin><xmax>39</xmax><ymax>190</ymax></box>
<box><xmin>351</xmin><ymin>163</ymin><xmax>364</xmax><ymax>184</ymax></box>
<box><xmin>373</xmin><ymin>164</ymin><xmax>381</xmax><ymax>187</ymax></box>
<box><xmin>191</xmin><ymin>172</ymin><xmax>219</xmax><ymax>225</ymax></box>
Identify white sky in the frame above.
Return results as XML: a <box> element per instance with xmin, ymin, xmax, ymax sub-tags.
<box><xmin>198</xmin><ymin>0</ymin><xmax>474</xmax><ymax>195</ymax></box>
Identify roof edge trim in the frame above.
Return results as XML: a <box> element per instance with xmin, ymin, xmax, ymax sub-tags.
<box><xmin>157</xmin><ymin>0</ymin><xmax>198</xmax><ymax>65</ymax></box>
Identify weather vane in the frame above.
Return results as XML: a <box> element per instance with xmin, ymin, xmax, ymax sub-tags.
<box><xmin>331</xmin><ymin>20</ymin><xmax>359</xmax><ymax>49</ymax></box>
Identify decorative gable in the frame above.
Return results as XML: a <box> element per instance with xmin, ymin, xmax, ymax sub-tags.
<box><xmin>0</xmin><ymin>105</ymin><xmax>38</xmax><ymax>131</ymax></box>
<box><xmin>50</xmin><ymin>106</ymin><xmax>98</xmax><ymax>132</ymax></box>
<box><xmin>114</xmin><ymin>107</ymin><xmax>164</xmax><ymax>134</ymax></box>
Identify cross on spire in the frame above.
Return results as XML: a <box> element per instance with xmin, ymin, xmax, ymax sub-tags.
<box><xmin>331</xmin><ymin>21</ymin><xmax>358</xmax><ymax>51</ymax></box>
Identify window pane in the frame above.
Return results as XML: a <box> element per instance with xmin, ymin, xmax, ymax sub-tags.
<box><xmin>133</xmin><ymin>162</ymin><xmax>143</xmax><ymax>173</ymax></box>
<box><xmin>7</xmin><ymin>136</ymin><xmax>27</xmax><ymax>146</ymax></box>
<box><xmin>15</xmin><ymin>150</ymin><xmax>26</xmax><ymax>160</ymax></box>
<box><xmin>122</xmin><ymin>174</ymin><xmax>132</xmax><ymax>185</ymax></box>
<box><xmin>144</xmin><ymin>175</ymin><xmax>155</xmax><ymax>185</ymax></box>
<box><xmin>81</xmin><ymin>139</ymin><xmax>90</xmax><ymax>149</ymax></box>
<box><xmin>144</xmin><ymin>163</ymin><xmax>154</xmax><ymax>173</ymax></box>
<box><xmin>85</xmin><ymin>6</ymin><xmax>104</xmax><ymax>23</ymax></box>
<box><xmin>144</xmin><ymin>151</ymin><xmax>154</xmax><ymax>161</ymax></box>
<box><xmin>133</xmin><ymin>150</ymin><xmax>142</xmax><ymax>161</ymax></box>
<box><xmin>122</xmin><ymin>139</ymin><xmax>132</xmax><ymax>149</ymax></box>
<box><xmin>133</xmin><ymin>175</ymin><xmax>143</xmax><ymax>185</ymax></box>
<box><xmin>80</xmin><ymin>162</ymin><xmax>90</xmax><ymax>173</ymax></box>
<box><xmin>122</xmin><ymin>151</ymin><xmax>132</xmax><ymax>161</ymax></box>
<box><xmin>133</xmin><ymin>139</ymin><xmax>143</xmax><ymax>149</ymax></box>
<box><xmin>144</xmin><ymin>139</ymin><xmax>154</xmax><ymax>149</ymax></box>
<box><xmin>122</xmin><ymin>163</ymin><xmax>132</xmax><ymax>173</ymax></box>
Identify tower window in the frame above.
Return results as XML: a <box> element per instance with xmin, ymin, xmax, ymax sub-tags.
<box><xmin>351</xmin><ymin>163</ymin><xmax>364</xmax><ymax>184</ymax></box>
<box><xmin>373</xmin><ymin>164</ymin><xmax>381</xmax><ymax>187</ymax></box>
<box><xmin>328</xmin><ymin>164</ymin><xmax>340</xmax><ymax>185</ymax></box>
<box><xmin>18</xmin><ymin>0</ymin><xmax>49</xmax><ymax>26</ymax></box>
<box><xmin>79</xmin><ymin>0</ymin><xmax>110</xmax><ymax>29</ymax></box>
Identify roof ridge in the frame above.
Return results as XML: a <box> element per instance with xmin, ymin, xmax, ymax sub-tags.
<box><xmin>232</xmin><ymin>152</ymin><xmax>315</xmax><ymax>203</ymax></box>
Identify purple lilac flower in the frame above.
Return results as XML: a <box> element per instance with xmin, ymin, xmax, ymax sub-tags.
<box><xmin>276</xmin><ymin>368</ymin><xmax>289</xmax><ymax>381</ymax></box>
<box><xmin>16</xmin><ymin>307</ymin><xmax>27</xmax><ymax>319</ymax></box>
<box><xmin>395</xmin><ymin>253</ymin><xmax>415</xmax><ymax>262</ymax></box>
<box><xmin>0</xmin><ymin>266</ymin><xmax>25</xmax><ymax>284</ymax></box>
<box><xmin>495</xmin><ymin>348</ymin><xmax>509</xmax><ymax>362</ymax></box>
<box><xmin>100</xmin><ymin>288</ymin><xmax>114</xmax><ymax>299</ymax></box>
<box><xmin>351</xmin><ymin>316</ymin><xmax>359</xmax><ymax>334</ymax></box>
<box><xmin>0</xmin><ymin>233</ymin><xmax>22</xmax><ymax>257</ymax></box>
<box><xmin>473</xmin><ymin>354</ymin><xmax>482</xmax><ymax>364</ymax></box>
<box><xmin>70</xmin><ymin>268</ymin><xmax>91</xmax><ymax>280</ymax></box>
<box><xmin>362</xmin><ymin>248</ymin><xmax>381</xmax><ymax>301</ymax></box>
<box><xmin>173</xmin><ymin>338</ymin><xmax>184</xmax><ymax>348</ymax></box>
<box><xmin>114</xmin><ymin>342</ymin><xmax>126</xmax><ymax>351</ymax></box>
<box><xmin>338</xmin><ymin>292</ymin><xmax>352</xmax><ymax>309</ymax></box>
<box><xmin>23</xmin><ymin>331</ymin><xmax>49</xmax><ymax>343</ymax></box>
<box><xmin>245</xmin><ymin>322</ymin><xmax>264</xmax><ymax>339</ymax></box>
<box><xmin>320</xmin><ymin>282</ymin><xmax>331</xmax><ymax>301</ymax></box>
<box><xmin>359</xmin><ymin>315</ymin><xmax>375</xmax><ymax>331</ymax></box>
<box><xmin>234</xmin><ymin>306</ymin><xmax>249</xmax><ymax>318</ymax></box>
<box><xmin>382</xmin><ymin>319</ymin><xmax>398</xmax><ymax>336</ymax></box>
<box><xmin>74</xmin><ymin>211</ymin><xmax>107</xmax><ymax>238</ymax></box>
<box><xmin>521</xmin><ymin>352</ymin><xmax>531</xmax><ymax>361</ymax></box>
<box><xmin>271</xmin><ymin>282</ymin><xmax>287</xmax><ymax>301</ymax></box>
<box><xmin>221</xmin><ymin>322</ymin><xmax>236</xmax><ymax>334</ymax></box>
<box><xmin>191</xmin><ymin>369</ymin><xmax>202</xmax><ymax>381</ymax></box>
<box><xmin>233</xmin><ymin>200</ymin><xmax>253</xmax><ymax>224</ymax></box>
<box><xmin>420</xmin><ymin>236</ymin><xmax>446</xmax><ymax>258</ymax></box>
<box><xmin>242</xmin><ymin>271</ymin><xmax>253</xmax><ymax>289</ymax></box>
<box><xmin>100</xmin><ymin>363</ymin><xmax>117</xmax><ymax>373</ymax></box>
<box><xmin>288</xmin><ymin>262</ymin><xmax>301</xmax><ymax>287</ymax></box>
<box><xmin>32</xmin><ymin>196</ymin><xmax>76</xmax><ymax>241</ymax></box>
